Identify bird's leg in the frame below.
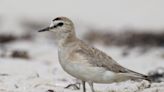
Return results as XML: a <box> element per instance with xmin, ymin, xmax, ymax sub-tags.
<box><xmin>82</xmin><ymin>81</ymin><xmax>86</xmax><ymax>92</ymax></box>
<box><xmin>88</xmin><ymin>82</ymin><xmax>95</xmax><ymax>92</ymax></box>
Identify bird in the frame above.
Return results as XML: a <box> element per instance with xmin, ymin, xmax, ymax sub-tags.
<box><xmin>38</xmin><ymin>17</ymin><xmax>152</xmax><ymax>92</ymax></box>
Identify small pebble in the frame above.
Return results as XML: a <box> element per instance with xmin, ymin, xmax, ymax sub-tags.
<box><xmin>47</xmin><ymin>89</ymin><xmax>54</xmax><ymax>92</ymax></box>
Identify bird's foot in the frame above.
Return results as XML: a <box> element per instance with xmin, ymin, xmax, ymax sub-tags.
<box><xmin>65</xmin><ymin>83</ymin><xmax>80</xmax><ymax>90</ymax></box>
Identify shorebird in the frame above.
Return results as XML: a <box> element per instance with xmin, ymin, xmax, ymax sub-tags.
<box><xmin>38</xmin><ymin>17</ymin><xmax>151</xmax><ymax>92</ymax></box>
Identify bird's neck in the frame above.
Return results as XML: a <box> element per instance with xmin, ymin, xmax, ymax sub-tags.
<box><xmin>58</xmin><ymin>33</ymin><xmax>78</xmax><ymax>48</ymax></box>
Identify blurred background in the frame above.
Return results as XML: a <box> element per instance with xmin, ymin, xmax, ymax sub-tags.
<box><xmin>0</xmin><ymin>0</ymin><xmax>164</xmax><ymax>92</ymax></box>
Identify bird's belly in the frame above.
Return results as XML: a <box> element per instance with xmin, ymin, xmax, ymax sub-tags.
<box><xmin>62</xmin><ymin>63</ymin><xmax>131</xmax><ymax>83</ymax></box>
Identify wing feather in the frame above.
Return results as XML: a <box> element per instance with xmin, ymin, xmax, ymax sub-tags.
<box><xmin>74</xmin><ymin>40</ymin><xmax>147</xmax><ymax>79</ymax></box>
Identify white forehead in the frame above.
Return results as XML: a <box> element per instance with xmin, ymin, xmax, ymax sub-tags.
<box><xmin>49</xmin><ymin>20</ymin><xmax>63</xmax><ymax>27</ymax></box>
<box><xmin>49</xmin><ymin>21</ymin><xmax>54</xmax><ymax>27</ymax></box>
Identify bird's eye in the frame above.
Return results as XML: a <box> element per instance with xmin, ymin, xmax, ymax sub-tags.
<box><xmin>57</xmin><ymin>22</ymin><xmax>64</xmax><ymax>27</ymax></box>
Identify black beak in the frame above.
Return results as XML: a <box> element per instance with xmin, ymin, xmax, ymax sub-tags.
<box><xmin>38</xmin><ymin>27</ymin><xmax>50</xmax><ymax>32</ymax></box>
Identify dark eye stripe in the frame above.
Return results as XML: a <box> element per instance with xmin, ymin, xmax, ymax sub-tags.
<box><xmin>57</xmin><ymin>22</ymin><xmax>64</xmax><ymax>26</ymax></box>
<box><xmin>49</xmin><ymin>22</ymin><xmax>64</xmax><ymax>29</ymax></box>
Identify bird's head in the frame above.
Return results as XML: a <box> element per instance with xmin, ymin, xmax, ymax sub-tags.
<box><xmin>38</xmin><ymin>17</ymin><xmax>76</xmax><ymax>40</ymax></box>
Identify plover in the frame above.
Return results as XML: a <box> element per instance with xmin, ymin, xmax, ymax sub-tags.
<box><xmin>38</xmin><ymin>17</ymin><xmax>151</xmax><ymax>92</ymax></box>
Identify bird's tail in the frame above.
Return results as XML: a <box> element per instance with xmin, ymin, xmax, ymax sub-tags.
<box><xmin>144</xmin><ymin>75</ymin><xmax>162</xmax><ymax>83</ymax></box>
<box><xmin>144</xmin><ymin>75</ymin><xmax>154</xmax><ymax>83</ymax></box>
<box><xmin>126</xmin><ymin>67</ymin><xmax>163</xmax><ymax>83</ymax></box>
<box><xmin>127</xmin><ymin>69</ymin><xmax>160</xmax><ymax>83</ymax></box>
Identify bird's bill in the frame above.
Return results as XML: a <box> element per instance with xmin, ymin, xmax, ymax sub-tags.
<box><xmin>38</xmin><ymin>27</ymin><xmax>50</xmax><ymax>32</ymax></box>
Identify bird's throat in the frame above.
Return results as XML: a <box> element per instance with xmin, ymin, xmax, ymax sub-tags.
<box><xmin>58</xmin><ymin>34</ymin><xmax>77</xmax><ymax>47</ymax></box>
